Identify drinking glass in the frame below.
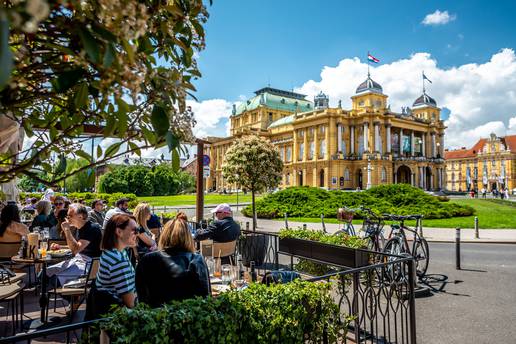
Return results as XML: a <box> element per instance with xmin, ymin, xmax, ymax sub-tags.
<box><xmin>205</xmin><ymin>257</ymin><xmax>215</xmax><ymax>277</ymax></box>
<box><xmin>221</xmin><ymin>264</ymin><xmax>232</xmax><ymax>285</ymax></box>
<box><xmin>40</xmin><ymin>241</ymin><xmax>48</xmax><ymax>258</ymax></box>
<box><xmin>213</xmin><ymin>258</ymin><xmax>222</xmax><ymax>278</ymax></box>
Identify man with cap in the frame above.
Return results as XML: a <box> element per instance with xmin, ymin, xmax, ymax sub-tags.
<box><xmin>194</xmin><ymin>203</ymin><xmax>240</xmax><ymax>242</ymax></box>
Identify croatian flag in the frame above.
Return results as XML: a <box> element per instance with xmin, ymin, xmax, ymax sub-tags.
<box><xmin>367</xmin><ymin>53</ymin><xmax>380</xmax><ymax>64</ymax></box>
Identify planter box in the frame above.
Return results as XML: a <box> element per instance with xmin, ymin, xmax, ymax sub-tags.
<box><xmin>279</xmin><ymin>237</ymin><xmax>369</xmax><ymax>268</ymax></box>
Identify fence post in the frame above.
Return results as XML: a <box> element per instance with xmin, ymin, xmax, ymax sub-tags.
<box><xmin>407</xmin><ymin>259</ymin><xmax>417</xmax><ymax>344</ymax></box>
<box><xmin>164</xmin><ymin>205</ymin><xmax>167</xmax><ymax>214</ymax></box>
<box><xmin>418</xmin><ymin>218</ymin><xmax>424</xmax><ymax>237</ymax></box>
<box><xmin>302</xmin><ymin>223</ymin><xmax>307</xmax><ymax>230</ymax></box>
<box><xmin>284</xmin><ymin>213</ymin><xmax>289</xmax><ymax>229</ymax></box>
<box><xmin>246</xmin><ymin>222</ymin><xmax>250</xmax><ymax>231</ymax></box>
<box><xmin>321</xmin><ymin>214</ymin><xmax>327</xmax><ymax>233</ymax></box>
<box><xmin>474</xmin><ymin>216</ymin><xmax>479</xmax><ymax>239</ymax></box>
<box><xmin>456</xmin><ymin>227</ymin><xmax>461</xmax><ymax>270</ymax></box>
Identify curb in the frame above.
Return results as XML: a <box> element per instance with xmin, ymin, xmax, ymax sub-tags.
<box><xmin>425</xmin><ymin>239</ymin><xmax>516</xmax><ymax>244</ymax></box>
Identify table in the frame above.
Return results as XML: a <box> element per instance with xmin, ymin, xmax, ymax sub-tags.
<box><xmin>11</xmin><ymin>255</ymin><xmax>70</xmax><ymax>328</ymax></box>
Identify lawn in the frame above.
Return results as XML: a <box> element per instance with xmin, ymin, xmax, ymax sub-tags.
<box><xmin>138</xmin><ymin>193</ymin><xmax>258</xmax><ymax>206</ymax></box>
<box><xmin>282</xmin><ymin>199</ymin><xmax>516</xmax><ymax>229</ymax></box>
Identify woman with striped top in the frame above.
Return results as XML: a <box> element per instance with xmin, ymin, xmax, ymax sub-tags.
<box><xmin>95</xmin><ymin>213</ymin><xmax>137</xmax><ymax>308</ymax></box>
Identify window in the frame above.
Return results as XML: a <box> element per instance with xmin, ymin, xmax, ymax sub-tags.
<box><xmin>320</xmin><ymin>125</ymin><xmax>326</xmax><ymax>135</ymax></box>
<box><xmin>344</xmin><ymin>168</ymin><xmax>350</xmax><ymax>181</ymax></box>
<box><xmin>375</xmin><ymin>100</ymin><xmax>381</xmax><ymax>108</ymax></box>
<box><xmin>268</xmin><ymin>112</ymin><xmax>273</xmax><ymax>122</ymax></box>
<box><xmin>298</xmin><ymin>143</ymin><xmax>304</xmax><ymax>160</ymax></box>
<box><xmin>252</xmin><ymin>114</ymin><xmax>257</xmax><ymax>122</ymax></box>
<box><xmin>381</xmin><ymin>167</ymin><xmax>387</xmax><ymax>182</ymax></box>
<box><xmin>286</xmin><ymin>173</ymin><xmax>290</xmax><ymax>185</ymax></box>
<box><xmin>308</xmin><ymin>141</ymin><xmax>314</xmax><ymax>160</ymax></box>
<box><xmin>279</xmin><ymin>146</ymin><xmax>284</xmax><ymax>161</ymax></box>
<box><xmin>298</xmin><ymin>129</ymin><xmax>304</xmax><ymax>138</ymax></box>
<box><xmin>286</xmin><ymin>146</ymin><xmax>292</xmax><ymax>162</ymax></box>
<box><xmin>319</xmin><ymin>139</ymin><xmax>326</xmax><ymax>158</ymax></box>
<box><xmin>309</xmin><ymin>127</ymin><xmax>314</xmax><ymax>136</ymax></box>
<box><xmin>359</xmin><ymin>101</ymin><xmax>364</xmax><ymax>106</ymax></box>
<box><xmin>492</xmin><ymin>159</ymin><xmax>496</xmax><ymax>167</ymax></box>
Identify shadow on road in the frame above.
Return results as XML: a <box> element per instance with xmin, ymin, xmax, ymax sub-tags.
<box><xmin>419</xmin><ymin>274</ymin><xmax>471</xmax><ymax>297</ymax></box>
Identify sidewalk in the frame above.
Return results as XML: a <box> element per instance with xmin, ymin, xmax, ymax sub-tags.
<box><xmin>234</xmin><ymin>216</ymin><xmax>516</xmax><ymax>244</ymax></box>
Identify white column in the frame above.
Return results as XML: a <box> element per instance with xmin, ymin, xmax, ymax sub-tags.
<box><xmin>411</xmin><ymin>131</ymin><xmax>415</xmax><ymax>156</ymax></box>
<box><xmin>363</xmin><ymin>123</ymin><xmax>369</xmax><ymax>153</ymax></box>
<box><xmin>430</xmin><ymin>169</ymin><xmax>434</xmax><ymax>190</ymax></box>
<box><xmin>422</xmin><ymin>133</ymin><xmax>426</xmax><ymax>157</ymax></box>
<box><xmin>337</xmin><ymin>124</ymin><xmax>342</xmax><ymax>153</ymax></box>
<box><xmin>432</xmin><ymin>134</ymin><xmax>436</xmax><ymax>158</ymax></box>
<box><xmin>399</xmin><ymin>128</ymin><xmax>404</xmax><ymax>156</ymax></box>
<box><xmin>350</xmin><ymin>126</ymin><xmax>355</xmax><ymax>154</ymax></box>
<box><xmin>439</xmin><ymin>135</ymin><xmax>444</xmax><ymax>157</ymax></box>
<box><xmin>386</xmin><ymin>125</ymin><xmax>391</xmax><ymax>153</ymax></box>
<box><xmin>438</xmin><ymin>168</ymin><xmax>442</xmax><ymax>189</ymax></box>
<box><xmin>422</xmin><ymin>167</ymin><xmax>426</xmax><ymax>190</ymax></box>
<box><xmin>411</xmin><ymin>172</ymin><xmax>415</xmax><ymax>186</ymax></box>
<box><xmin>366</xmin><ymin>160</ymin><xmax>372</xmax><ymax>189</ymax></box>
<box><xmin>374</xmin><ymin>123</ymin><xmax>381</xmax><ymax>152</ymax></box>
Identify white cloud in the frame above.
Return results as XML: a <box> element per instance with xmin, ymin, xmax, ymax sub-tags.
<box><xmin>422</xmin><ymin>10</ymin><xmax>456</xmax><ymax>26</ymax></box>
<box><xmin>295</xmin><ymin>48</ymin><xmax>516</xmax><ymax>149</ymax></box>
<box><xmin>187</xmin><ymin>98</ymin><xmax>233</xmax><ymax>138</ymax></box>
<box><xmin>508</xmin><ymin>116</ymin><xmax>516</xmax><ymax>134</ymax></box>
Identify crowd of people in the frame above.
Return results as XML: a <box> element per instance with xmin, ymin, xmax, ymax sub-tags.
<box><xmin>0</xmin><ymin>191</ymin><xmax>241</xmax><ymax>319</ymax></box>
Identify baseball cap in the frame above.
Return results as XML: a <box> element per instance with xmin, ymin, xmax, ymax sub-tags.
<box><xmin>210</xmin><ymin>203</ymin><xmax>232</xmax><ymax>214</ymax></box>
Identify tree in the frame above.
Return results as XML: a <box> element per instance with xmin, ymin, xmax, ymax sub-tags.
<box><xmin>0</xmin><ymin>0</ymin><xmax>209</xmax><ymax>185</ymax></box>
<box><xmin>222</xmin><ymin>135</ymin><xmax>283</xmax><ymax>229</ymax></box>
<box><xmin>60</xmin><ymin>158</ymin><xmax>95</xmax><ymax>192</ymax></box>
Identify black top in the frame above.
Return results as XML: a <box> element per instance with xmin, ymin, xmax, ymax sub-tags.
<box><xmin>135</xmin><ymin>249</ymin><xmax>209</xmax><ymax>308</ymax></box>
<box><xmin>194</xmin><ymin>217</ymin><xmax>241</xmax><ymax>242</ymax></box>
<box><xmin>136</xmin><ymin>226</ymin><xmax>153</xmax><ymax>257</ymax></box>
<box><xmin>78</xmin><ymin>221</ymin><xmax>102</xmax><ymax>258</ymax></box>
<box><xmin>29</xmin><ymin>214</ymin><xmax>53</xmax><ymax>231</ymax></box>
<box><xmin>147</xmin><ymin>214</ymin><xmax>162</xmax><ymax>229</ymax></box>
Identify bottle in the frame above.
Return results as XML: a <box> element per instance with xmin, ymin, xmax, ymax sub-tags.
<box><xmin>237</xmin><ymin>254</ymin><xmax>245</xmax><ymax>280</ymax></box>
<box><xmin>250</xmin><ymin>261</ymin><xmax>257</xmax><ymax>282</ymax></box>
<box><xmin>21</xmin><ymin>236</ymin><xmax>27</xmax><ymax>258</ymax></box>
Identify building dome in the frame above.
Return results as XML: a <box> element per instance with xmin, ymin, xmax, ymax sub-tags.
<box><xmin>412</xmin><ymin>92</ymin><xmax>437</xmax><ymax>107</ymax></box>
<box><xmin>355</xmin><ymin>76</ymin><xmax>383</xmax><ymax>94</ymax></box>
<box><xmin>314</xmin><ymin>91</ymin><xmax>329</xmax><ymax>109</ymax></box>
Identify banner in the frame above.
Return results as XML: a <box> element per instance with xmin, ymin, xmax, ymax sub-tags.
<box><xmin>402</xmin><ymin>136</ymin><xmax>410</xmax><ymax>153</ymax></box>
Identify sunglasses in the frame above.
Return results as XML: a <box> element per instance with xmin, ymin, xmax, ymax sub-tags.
<box><xmin>55</xmin><ymin>203</ymin><xmax>64</xmax><ymax>206</ymax></box>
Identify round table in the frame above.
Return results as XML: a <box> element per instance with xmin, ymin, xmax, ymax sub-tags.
<box><xmin>12</xmin><ymin>255</ymin><xmax>71</xmax><ymax>327</ymax></box>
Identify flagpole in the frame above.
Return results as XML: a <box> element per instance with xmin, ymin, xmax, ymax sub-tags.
<box><xmin>422</xmin><ymin>71</ymin><xmax>425</xmax><ymax>93</ymax></box>
<box><xmin>367</xmin><ymin>51</ymin><xmax>370</xmax><ymax>77</ymax></box>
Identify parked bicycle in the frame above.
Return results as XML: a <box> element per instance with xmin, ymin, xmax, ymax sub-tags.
<box><xmin>335</xmin><ymin>207</ymin><xmax>359</xmax><ymax>236</ymax></box>
<box><xmin>335</xmin><ymin>206</ymin><xmax>385</xmax><ymax>252</ymax></box>
<box><xmin>382</xmin><ymin>214</ymin><xmax>429</xmax><ymax>278</ymax></box>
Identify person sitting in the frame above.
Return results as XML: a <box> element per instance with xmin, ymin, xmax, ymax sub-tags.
<box><xmin>176</xmin><ymin>211</ymin><xmax>196</xmax><ymax>236</ymax></box>
<box><xmin>135</xmin><ymin>217</ymin><xmax>210</xmax><ymax>308</ymax></box>
<box><xmin>88</xmin><ymin>199</ymin><xmax>105</xmax><ymax>226</ymax></box>
<box><xmin>95</xmin><ymin>213</ymin><xmax>137</xmax><ymax>308</ymax></box>
<box><xmin>46</xmin><ymin>204</ymin><xmax>102</xmax><ymax>287</ymax></box>
<box><xmin>132</xmin><ymin>203</ymin><xmax>157</xmax><ymax>258</ymax></box>
<box><xmin>23</xmin><ymin>197</ymin><xmax>38</xmax><ymax>211</ymax></box>
<box><xmin>55</xmin><ymin>208</ymin><xmax>69</xmax><ymax>239</ymax></box>
<box><xmin>0</xmin><ymin>204</ymin><xmax>29</xmax><ymax>244</ymax></box>
<box><xmin>194</xmin><ymin>203</ymin><xmax>240</xmax><ymax>242</ymax></box>
<box><xmin>29</xmin><ymin>200</ymin><xmax>53</xmax><ymax>231</ymax></box>
<box><xmin>103</xmin><ymin>198</ymin><xmax>130</xmax><ymax>229</ymax></box>
<box><xmin>47</xmin><ymin>196</ymin><xmax>66</xmax><ymax>238</ymax></box>
<box><xmin>146</xmin><ymin>213</ymin><xmax>162</xmax><ymax>238</ymax></box>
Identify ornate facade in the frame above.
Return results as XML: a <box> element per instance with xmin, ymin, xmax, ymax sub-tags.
<box><xmin>444</xmin><ymin>134</ymin><xmax>516</xmax><ymax>192</ymax></box>
<box><xmin>205</xmin><ymin>77</ymin><xmax>446</xmax><ymax>192</ymax></box>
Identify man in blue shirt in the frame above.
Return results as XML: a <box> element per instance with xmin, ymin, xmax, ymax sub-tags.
<box><xmin>194</xmin><ymin>203</ymin><xmax>240</xmax><ymax>243</ymax></box>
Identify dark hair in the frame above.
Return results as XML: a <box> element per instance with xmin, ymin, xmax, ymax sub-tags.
<box><xmin>57</xmin><ymin>208</ymin><xmax>68</xmax><ymax>222</ymax></box>
<box><xmin>69</xmin><ymin>204</ymin><xmax>88</xmax><ymax>219</ymax></box>
<box><xmin>64</xmin><ymin>200</ymin><xmax>71</xmax><ymax>208</ymax></box>
<box><xmin>54</xmin><ymin>196</ymin><xmax>65</xmax><ymax>204</ymax></box>
<box><xmin>91</xmin><ymin>199</ymin><xmax>103</xmax><ymax>208</ymax></box>
<box><xmin>0</xmin><ymin>204</ymin><xmax>21</xmax><ymax>237</ymax></box>
<box><xmin>30</xmin><ymin>197</ymin><xmax>38</xmax><ymax>204</ymax></box>
<box><xmin>115</xmin><ymin>198</ymin><xmax>130</xmax><ymax>208</ymax></box>
<box><xmin>102</xmin><ymin>213</ymin><xmax>135</xmax><ymax>250</ymax></box>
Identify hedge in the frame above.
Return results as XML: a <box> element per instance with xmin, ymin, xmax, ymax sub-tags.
<box><xmin>242</xmin><ymin>184</ymin><xmax>475</xmax><ymax>220</ymax></box>
<box><xmin>98</xmin><ymin>280</ymin><xmax>346</xmax><ymax>344</ymax></box>
<box><xmin>19</xmin><ymin>192</ymin><xmax>138</xmax><ymax>208</ymax></box>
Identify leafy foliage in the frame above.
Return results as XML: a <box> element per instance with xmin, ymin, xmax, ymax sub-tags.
<box><xmin>99</xmin><ymin>280</ymin><xmax>347</xmax><ymax>344</ymax></box>
<box><xmin>279</xmin><ymin>228</ymin><xmax>367</xmax><ymax>249</ymax></box>
<box><xmin>0</xmin><ymin>0</ymin><xmax>209</xmax><ymax>185</ymax></box>
<box><xmin>243</xmin><ymin>184</ymin><xmax>475</xmax><ymax>219</ymax></box>
<box><xmin>98</xmin><ymin>164</ymin><xmax>195</xmax><ymax>196</ymax></box>
<box><xmin>19</xmin><ymin>191</ymin><xmax>138</xmax><ymax>208</ymax></box>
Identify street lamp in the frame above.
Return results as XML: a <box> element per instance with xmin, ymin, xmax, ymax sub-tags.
<box><xmin>235</xmin><ymin>173</ymin><xmax>239</xmax><ymax>213</ymax></box>
<box><xmin>363</xmin><ymin>154</ymin><xmax>374</xmax><ymax>190</ymax></box>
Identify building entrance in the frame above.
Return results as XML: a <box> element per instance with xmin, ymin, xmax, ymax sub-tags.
<box><xmin>396</xmin><ymin>165</ymin><xmax>411</xmax><ymax>184</ymax></box>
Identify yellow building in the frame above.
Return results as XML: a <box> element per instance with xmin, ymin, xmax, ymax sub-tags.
<box><xmin>445</xmin><ymin>133</ymin><xmax>516</xmax><ymax>192</ymax></box>
<box><xmin>205</xmin><ymin>75</ymin><xmax>446</xmax><ymax>192</ymax></box>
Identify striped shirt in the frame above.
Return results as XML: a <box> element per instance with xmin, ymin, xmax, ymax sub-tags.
<box><xmin>96</xmin><ymin>249</ymin><xmax>135</xmax><ymax>299</ymax></box>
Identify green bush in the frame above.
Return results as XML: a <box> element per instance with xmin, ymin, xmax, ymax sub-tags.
<box><xmin>19</xmin><ymin>192</ymin><xmax>138</xmax><ymax>208</ymax></box>
<box><xmin>279</xmin><ymin>227</ymin><xmax>367</xmax><ymax>249</ymax></box>
<box><xmin>100</xmin><ymin>280</ymin><xmax>347</xmax><ymax>344</ymax></box>
<box><xmin>243</xmin><ymin>184</ymin><xmax>475</xmax><ymax>220</ymax></box>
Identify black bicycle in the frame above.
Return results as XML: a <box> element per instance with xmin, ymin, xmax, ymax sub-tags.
<box><xmin>360</xmin><ymin>206</ymin><xmax>385</xmax><ymax>252</ymax></box>
<box><xmin>382</xmin><ymin>214</ymin><xmax>429</xmax><ymax>278</ymax></box>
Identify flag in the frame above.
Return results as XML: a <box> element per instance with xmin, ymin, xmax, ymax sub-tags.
<box><xmin>423</xmin><ymin>72</ymin><xmax>432</xmax><ymax>83</ymax></box>
<box><xmin>367</xmin><ymin>53</ymin><xmax>380</xmax><ymax>64</ymax></box>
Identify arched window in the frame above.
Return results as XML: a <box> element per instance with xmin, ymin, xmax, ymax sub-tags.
<box><xmin>344</xmin><ymin>168</ymin><xmax>350</xmax><ymax>181</ymax></box>
<box><xmin>381</xmin><ymin>167</ymin><xmax>387</xmax><ymax>182</ymax></box>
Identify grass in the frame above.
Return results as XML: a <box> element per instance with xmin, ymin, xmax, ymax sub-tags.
<box><xmin>137</xmin><ymin>193</ymin><xmax>258</xmax><ymax>206</ymax></box>
<box><xmin>279</xmin><ymin>199</ymin><xmax>516</xmax><ymax>229</ymax></box>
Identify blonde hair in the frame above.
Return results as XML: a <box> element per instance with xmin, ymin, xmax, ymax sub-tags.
<box><xmin>133</xmin><ymin>203</ymin><xmax>151</xmax><ymax>231</ymax></box>
<box><xmin>36</xmin><ymin>200</ymin><xmax>52</xmax><ymax>216</ymax></box>
<box><xmin>158</xmin><ymin>218</ymin><xmax>195</xmax><ymax>253</ymax></box>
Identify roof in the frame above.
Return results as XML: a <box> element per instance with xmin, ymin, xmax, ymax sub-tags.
<box><xmin>445</xmin><ymin>139</ymin><xmax>487</xmax><ymax>159</ymax></box>
<box><xmin>233</xmin><ymin>88</ymin><xmax>313</xmax><ymax>116</ymax></box>
<box><xmin>267</xmin><ymin>114</ymin><xmax>294</xmax><ymax>129</ymax></box>
<box><xmin>503</xmin><ymin>135</ymin><xmax>516</xmax><ymax>153</ymax></box>
<box><xmin>356</xmin><ymin>76</ymin><xmax>383</xmax><ymax>94</ymax></box>
<box><xmin>413</xmin><ymin>92</ymin><xmax>437</xmax><ymax>107</ymax></box>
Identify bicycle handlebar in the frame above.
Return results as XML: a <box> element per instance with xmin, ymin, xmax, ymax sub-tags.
<box><xmin>382</xmin><ymin>214</ymin><xmax>424</xmax><ymax>221</ymax></box>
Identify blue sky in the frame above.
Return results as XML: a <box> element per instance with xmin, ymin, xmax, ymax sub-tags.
<box><xmin>194</xmin><ymin>0</ymin><xmax>516</xmax><ymax>102</ymax></box>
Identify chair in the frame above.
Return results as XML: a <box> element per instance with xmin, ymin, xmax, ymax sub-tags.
<box><xmin>0</xmin><ymin>271</ymin><xmax>25</xmax><ymax>336</ymax></box>
<box><xmin>48</xmin><ymin>258</ymin><xmax>100</xmax><ymax>321</ymax></box>
<box><xmin>201</xmin><ymin>240</ymin><xmax>237</xmax><ymax>264</ymax></box>
<box><xmin>0</xmin><ymin>242</ymin><xmax>21</xmax><ymax>261</ymax></box>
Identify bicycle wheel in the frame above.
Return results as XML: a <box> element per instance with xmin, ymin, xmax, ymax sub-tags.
<box><xmin>383</xmin><ymin>237</ymin><xmax>406</xmax><ymax>283</ymax></box>
<box><xmin>414</xmin><ymin>238</ymin><xmax>429</xmax><ymax>277</ymax></box>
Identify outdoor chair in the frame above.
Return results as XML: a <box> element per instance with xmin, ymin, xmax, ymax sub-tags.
<box><xmin>0</xmin><ymin>242</ymin><xmax>35</xmax><ymax>289</ymax></box>
<box><xmin>201</xmin><ymin>240</ymin><xmax>237</xmax><ymax>264</ymax></box>
<box><xmin>0</xmin><ymin>269</ymin><xmax>26</xmax><ymax>336</ymax></box>
<box><xmin>47</xmin><ymin>257</ymin><xmax>100</xmax><ymax>322</ymax></box>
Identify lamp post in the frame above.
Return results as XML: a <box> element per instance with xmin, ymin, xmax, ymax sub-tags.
<box><xmin>363</xmin><ymin>154</ymin><xmax>374</xmax><ymax>190</ymax></box>
<box><xmin>235</xmin><ymin>173</ymin><xmax>239</xmax><ymax>213</ymax></box>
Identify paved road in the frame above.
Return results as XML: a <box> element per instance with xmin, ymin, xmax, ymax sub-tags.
<box><xmin>417</xmin><ymin>243</ymin><xmax>516</xmax><ymax>343</ymax></box>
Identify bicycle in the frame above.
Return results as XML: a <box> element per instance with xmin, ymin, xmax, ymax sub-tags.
<box><xmin>360</xmin><ymin>206</ymin><xmax>385</xmax><ymax>252</ymax></box>
<box><xmin>335</xmin><ymin>207</ymin><xmax>359</xmax><ymax>236</ymax></box>
<box><xmin>382</xmin><ymin>214</ymin><xmax>429</xmax><ymax>278</ymax></box>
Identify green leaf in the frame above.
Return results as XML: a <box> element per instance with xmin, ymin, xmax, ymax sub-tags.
<box><xmin>96</xmin><ymin>145</ymin><xmax>103</xmax><ymax>158</ymax></box>
<box><xmin>41</xmin><ymin>162</ymin><xmax>53</xmax><ymax>173</ymax></box>
<box><xmin>51</xmin><ymin>69</ymin><xmax>84</xmax><ymax>93</ymax></box>
<box><xmin>0</xmin><ymin>12</ymin><xmax>13</xmax><ymax>90</ymax></box>
<box><xmin>49</xmin><ymin>127</ymin><xmax>58</xmax><ymax>141</ymax></box>
<box><xmin>105</xmin><ymin>142</ymin><xmax>122</xmax><ymax>158</ymax></box>
<box><xmin>128</xmin><ymin>141</ymin><xmax>140</xmax><ymax>156</ymax></box>
<box><xmin>104</xmin><ymin>115</ymin><xmax>117</xmax><ymax>137</ymax></box>
<box><xmin>122</xmin><ymin>39</ymin><xmax>134</xmax><ymax>63</ymax></box>
<box><xmin>74</xmin><ymin>82</ymin><xmax>89</xmax><ymax>108</ymax></box>
<box><xmin>91</xmin><ymin>23</ymin><xmax>118</xmax><ymax>42</ymax></box>
<box><xmin>103</xmin><ymin>42</ymin><xmax>116</xmax><ymax>68</ymax></box>
<box><xmin>54</xmin><ymin>155</ymin><xmax>67</xmax><ymax>175</ymax></box>
<box><xmin>171</xmin><ymin>149</ymin><xmax>180</xmax><ymax>172</ymax></box>
<box><xmin>78</xmin><ymin>27</ymin><xmax>100</xmax><ymax>64</ymax></box>
<box><xmin>150</xmin><ymin>105</ymin><xmax>169</xmax><ymax>136</ymax></box>
<box><xmin>76</xmin><ymin>149</ymin><xmax>92</xmax><ymax>162</ymax></box>
<box><xmin>116</xmin><ymin>98</ymin><xmax>129</xmax><ymax>115</ymax></box>
<box><xmin>165</xmin><ymin>131</ymin><xmax>179</xmax><ymax>151</ymax></box>
<box><xmin>141</xmin><ymin>126</ymin><xmax>156</xmax><ymax>144</ymax></box>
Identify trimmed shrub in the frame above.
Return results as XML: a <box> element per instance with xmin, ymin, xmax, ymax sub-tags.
<box><xmin>19</xmin><ymin>192</ymin><xmax>138</xmax><ymax>208</ymax></box>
